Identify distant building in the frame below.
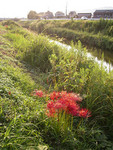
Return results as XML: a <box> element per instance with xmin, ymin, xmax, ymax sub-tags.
<box><xmin>38</xmin><ymin>11</ymin><xmax>54</xmax><ymax>19</ymax></box>
<box><xmin>93</xmin><ymin>10</ymin><xmax>113</xmax><ymax>18</ymax></box>
<box><xmin>44</xmin><ymin>11</ymin><xmax>54</xmax><ymax>19</ymax></box>
<box><xmin>69</xmin><ymin>11</ymin><xmax>76</xmax><ymax>18</ymax></box>
<box><xmin>0</xmin><ymin>18</ymin><xmax>5</xmax><ymax>21</ymax></box>
<box><xmin>38</xmin><ymin>12</ymin><xmax>45</xmax><ymax>18</ymax></box>
<box><xmin>0</xmin><ymin>18</ymin><xmax>20</xmax><ymax>22</ymax></box>
<box><xmin>77</xmin><ymin>13</ymin><xmax>92</xmax><ymax>18</ymax></box>
<box><xmin>55</xmin><ymin>11</ymin><xmax>65</xmax><ymax>18</ymax></box>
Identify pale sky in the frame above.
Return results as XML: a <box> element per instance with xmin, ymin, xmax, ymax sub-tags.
<box><xmin>0</xmin><ymin>0</ymin><xmax>113</xmax><ymax>18</ymax></box>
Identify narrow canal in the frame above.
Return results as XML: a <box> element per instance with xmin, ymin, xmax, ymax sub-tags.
<box><xmin>51</xmin><ymin>40</ymin><xmax>113</xmax><ymax>72</ymax></box>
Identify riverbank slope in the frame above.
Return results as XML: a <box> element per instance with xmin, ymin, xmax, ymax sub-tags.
<box><xmin>20</xmin><ymin>19</ymin><xmax>113</xmax><ymax>52</ymax></box>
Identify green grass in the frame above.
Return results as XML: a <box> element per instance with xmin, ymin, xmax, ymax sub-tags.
<box><xmin>23</xmin><ymin>19</ymin><xmax>113</xmax><ymax>51</ymax></box>
<box><xmin>0</xmin><ymin>22</ymin><xmax>48</xmax><ymax>149</ymax></box>
<box><xmin>0</xmin><ymin>20</ymin><xmax>113</xmax><ymax>150</ymax></box>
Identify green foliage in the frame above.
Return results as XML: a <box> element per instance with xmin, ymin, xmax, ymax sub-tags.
<box><xmin>25</xmin><ymin>19</ymin><xmax>113</xmax><ymax>51</ymax></box>
<box><xmin>23</xmin><ymin>35</ymin><xmax>61</xmax><ymax>72</ymax></box>
<box><xmin>45</xmin><ymin>27</ymin><xmax>113</xmax><ymax>51</ymax></box>
<box><xmin>27</xmin><ymin>10</ymin><xmax>40</xmax><ymax>19</ymax></box>
<box><xmin>107</xmin><ymin>25</ymin><xmax>113</xmax><ymax>36</ymax></box>
<box><xmin>48</xmin><ymin>41</ymin><xmax>113</xmax><ymax>141</ymax></box>
<box><xmin>63</xmin><ymin>18</ymin><xmax>113</xmax><ymax>35</ymax></box>
<box><xmin>0</xmin><ymin>23</ymin><xmax>49</xmax><ymax>149</ymax></box>
<box><xmin>2</xmin><ymin>20</ymin><xmax>20</xmax><ymax>27</ymax></box>
<box><xmin>30</xmin><ymin>20</ymin><xmax>48</xmax><ymax>33</ymax></box>
<box><xmin>3</xmin><ymin>21</ymin><xmax>65</xmax><ymax>72</ymax></box>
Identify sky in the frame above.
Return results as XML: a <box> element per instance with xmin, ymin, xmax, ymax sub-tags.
<box><xmin>0</xmin><ymin>0</ymin><xmax>113</xmax><ymax>18</ymax></box>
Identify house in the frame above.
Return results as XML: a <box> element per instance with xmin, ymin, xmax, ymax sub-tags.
<box><xmin>77</xmin><ymin>13</ymin><xmax>92</xmax><ymax>18</ymax></box>
<box><xmin>55</xmin><ymin>11</ymin><xmax>65</xmax><ymax>18</ymax></box>
<box><xmin>93</xmin><ymin>10</ymin><xmax>113</xmax><ymax>18</ymax></box>
<box><xmin>44</xmin><ymin>11</ymin><xmax>54</xmax><ymax>19</ymax></box>
<box><xmin>69</xmin><ymin>11</ymin><xmax>76</xmax><ymax>18</ymax></box>
<box><xmin>38</xmin><ymin>12</ymin><xmax>45</xmax><ymax>18</ymax></box>
<box><xmin>38</xmin><ymin>11</ymin><xmax>54</xmax><ymax>19</ymax></box>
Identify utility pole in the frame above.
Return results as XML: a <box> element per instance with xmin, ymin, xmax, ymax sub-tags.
<box><xmin>66</xmin><ymin>1</ymin><xmax>68</xmax><ymax>18</ymax></box>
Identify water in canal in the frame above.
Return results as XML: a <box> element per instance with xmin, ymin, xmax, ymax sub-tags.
<box><xmin>52</xmin><ymin>40</ymin><xmax>113</xmax><ymax>72</ymax></box>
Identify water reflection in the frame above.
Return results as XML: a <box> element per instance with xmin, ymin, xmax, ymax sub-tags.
<box><xmin>86</xmin><ymin>47</ymin><xmax>113</xmax><ymax>65</ymax></box>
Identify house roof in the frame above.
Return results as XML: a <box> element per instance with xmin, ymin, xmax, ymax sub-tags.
<box><xmin>78</xmin><ymin>13</ymin><xmax>92</xmax><ymax>15</ymax></box>
<box><xmin>69</xmin><ymin>11</ymin><xmax>76</xmax><ymax>14</ymax></box>
<box><xmin>95</xmin><ymin>10</ymin><xmax>113</xmax><ymax>13</ymax></box>
<box><xmin>45</xmin><ymin>11</ymin><xmax>53</xmax><ymax>15</ymax></box>
<box><xmin>55</xmin><ymin>11</ymin><xmax>64</xmax><ymax>15</ymax></box>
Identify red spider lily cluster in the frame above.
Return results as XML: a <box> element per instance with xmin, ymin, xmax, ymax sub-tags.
<box><xmin>31</xmin><ymin>89</ymin><xmax>43</xmax><ymax>97</ymax></box>
<box><xmin>32</xmin><ymin>90</ymin><xmax>91</xmax><ymax>118</ymax></box>
<box><xmin>4</xmin><ymin>25</ymin><xmax>8</xmax><ymax>28</ymax></box>
<box><xmin>46</xmin><ymin>91</ymin><xmax>91</xmax><ymax>118</ymax></box>
<box><xmin>8</xmin><ymin>91</ymin><xmax>11</xmax><ymax>95</ymax></box>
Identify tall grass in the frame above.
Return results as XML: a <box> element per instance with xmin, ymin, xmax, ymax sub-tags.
<box><xmin>25</xmin><ymin>19</ymin><xmax>113</xmax><ymax>51</ymax></box>
<box><xmin>0</xmin><ymin>55</ymin><xmax>47</xmax><ymax>149</ymax></box>
<box><xmin>3</xmin><ymin>21</ymin><xmax>66</xmax><ymax>72</ymax></box>
<box><xmin>63</xmin><ymin>18</ymin><xmax>113</xmax><ymax>36</ymax></box>
<box><xmin>48</xmin><ymin>40</ymin><xmax>113</xmax><ymax>140</ymax></box>
<box><xmin>45</xmin><ymin>27</ymin><xmax>113</xmax><ymax>51</ymax></box>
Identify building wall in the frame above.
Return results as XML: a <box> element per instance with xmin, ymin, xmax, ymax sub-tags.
<box><xmin>55</xmin><ymin>11</ymin><xmax>65</xmax><ymax>18</ymax></box>
<box><xmin>93</xmin><ymin>10</ymin><xmax>113</xmax><ymax>18</ymax></box>
<box><xmin>77</xmin><ymin>13</ymin><xmax>92</xmax><ymax>18</ymax></box>
<box><xmin>69</xmin><ymin>11</ymin><xmax>76</xmax><ymax>18</ymax></box>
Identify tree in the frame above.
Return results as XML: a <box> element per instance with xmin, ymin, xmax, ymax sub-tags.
<box><xmin>27</xmin><ymin>11</ymin><xmax>40</xmax><ymax>19</ymax></box>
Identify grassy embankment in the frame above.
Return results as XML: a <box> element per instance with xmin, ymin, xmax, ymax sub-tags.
<box><xmin>0</xmin><ymin>20</ymin><xmax>113</xmax><ymax>149</ymax></box>
<box><xmin>21</xmin><ymin>19</ymin><xmax>113</xmax><ymax>52</ymax></box>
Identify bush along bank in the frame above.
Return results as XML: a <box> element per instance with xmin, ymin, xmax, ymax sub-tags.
<box><xmin>25</xmin><ymin>19</ymin><xmax>113</xmax><ymax>52</ymax></box>
<box><xmin>0</xmin><ymin>20</ymin><xmax>113</xmax><ymax>149</ymax></box>
<box><xmin>45</xmin><ymin>27</ymin><xmax>113</xmax><ymax>51</ymax></box>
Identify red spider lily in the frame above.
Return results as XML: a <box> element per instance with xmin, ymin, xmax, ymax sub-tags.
<box><xmin>5</xmin><ymin>25</ymin><xmax>8</xmax><ymax>28</ymax></box>
<box><xmin>50</xmin><ymin>91</ymin><xmax>60</xmax><ymax>101</ymax></box>
<box><xmin>46</xmin><ymin>92</ymin><xmax>81</xmax><ymax>117</ymax></box>
<box><xmin>67</xmin><ymin>93</ymin><xmax>82</xmax><ymax>102</ymax></box>
<box><xmin>46</xmin><ymin>91</ymin><xmax>91</xmax><ymax>119</ymax></box>
<box><xmin>60</xmin><ymin>91</ymin><xmax>82</xmax><ymax>103</ymax></box>
<box><xmin>78</xmin><ymin>108</ymin><xmax>91</xmax><ymax>118</ymax></box>
<box><xmin>46</xmin><ymin>108</ymin><xmax>56</xmax><ymax>117</ymax></box>
<box><xmin>48</xmin><ymin>108</ymin><xmax>56</xmax><ymax>117</ymax></box>
<box><xmin>31</xmin><ymin>90</ymin><xmax>91</xmax><ymax>119</ymax></box>
<box><xmin>66</xmin><ymin>102</ymin><xmax>80</xmax><ymax>116</ymax></box>
<box><xmin>46</xmin><ymin>101</ymin><xmax>56</xmax><ymax>117</ymax></box>
<box><xmin>47</xmin><ymin>101</ymin><xmax>54</xmax><ymax>109</ymax></box>
<box><xmin>45</xmin><ymin>91</ymin><xmax>91</xmax><ymax>134</ymax></box>
<box><xmin>8</xmin><ymin>91</ymin><xmax>11</xmax><ymax>95</ymax></box>
<box><xmin>32</xmin><ymin>89</ymin><xmax>43</xmax><ymax>97</ymax></box>
<box><xmin>60</xmin><ymin>91</ymin><xmax>67</xmax><ymax>96</ymax></box>
<box><xmin>54</xmin><ymin>102</ymin><xmax>66</xmax><ymax>110</ymax></box>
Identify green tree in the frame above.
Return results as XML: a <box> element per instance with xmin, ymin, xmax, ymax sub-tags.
<box><xmin>27</xmin><ymin>10</ymin><xmax>40</xmax><ymax>19</ymax></box>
